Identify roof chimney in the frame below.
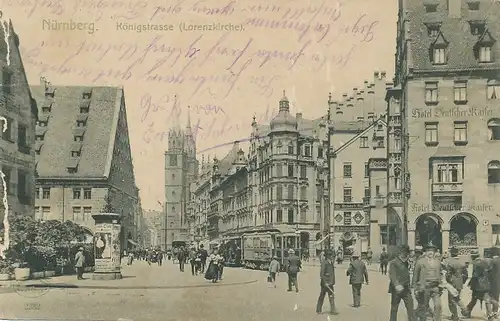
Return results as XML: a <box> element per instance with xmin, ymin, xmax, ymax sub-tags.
<box><xmin>296</xmin><ymin>112</ymin><xmax>302</xmax><ymax>119</ymax></box>
<box><xmin>374</xmin><ymin>71</ymin><xmax>379</xmax><ymax>79</ymax></box>
<box><xmin>381</xmin><ymin>71</ymin><xmax>386</xmax><ymax>78</ymax></box>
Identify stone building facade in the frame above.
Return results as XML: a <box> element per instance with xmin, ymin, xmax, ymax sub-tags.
<box><xmin>31</xmin><ymin>84</ymin><xmax>140</xmax><ymax>250</ymax></box>
<box><xmin>391</xmin><ymin>0</ymin><xmax>500</xmax><ymax>254</ymax></box>
<box><xmin>0</xmin><ymin>19</ymin><xmax>38</xmax><ymax>227</ymax></box>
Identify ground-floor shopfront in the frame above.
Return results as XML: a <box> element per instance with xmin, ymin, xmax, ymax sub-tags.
<box><xmin>409</xmin><ymin>208</ymin><xmax>498</xmax><ymax>256</ymax></box>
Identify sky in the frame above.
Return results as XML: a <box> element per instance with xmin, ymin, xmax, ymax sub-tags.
<box><xmin>1</xmin><ymin>0</ymin><xmax>397</xmax><ymax>210</ymax></box>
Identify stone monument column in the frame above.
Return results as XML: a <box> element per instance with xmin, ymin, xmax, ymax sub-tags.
<box><xmin>92</xmin><ymin>213</ymin><xmax>122</xmax><ymax>280</ymax></box>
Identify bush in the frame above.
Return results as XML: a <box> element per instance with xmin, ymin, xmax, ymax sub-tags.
<box><xmin>25</xmin><ymin>246</ymin><xmax>57</xmax><ymax>272</ymax></box>
<box><xmin>0</xmin><ymin>258</ymin><xmax>14</xmax><ymax>274</ymax></box>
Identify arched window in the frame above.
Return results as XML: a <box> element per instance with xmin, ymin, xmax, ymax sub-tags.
<box><xmin>488</xmin><ymin>119</ymin><xmax>500</xmax><ymax>140</ymax></box>
<box><xmin>172</xmin><ymin>173</ymin><xmax>175</xmax><ymax>180</ymax></box>
<box><xmin>288</xmin><ymin>143</ymin><xmax>294</xmax><ymax>155</ymax></box>
<box><xmin>172</xmin><ymin>206</ymin><xmax>175</xmax><ymax>212</ymax></box>
<box><xmin>488</xmin><ymin>161</ymin><xmax>500</xmax><ymax>183</ymax></box>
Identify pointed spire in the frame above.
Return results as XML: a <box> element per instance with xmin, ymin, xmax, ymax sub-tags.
<box><xmin>185</xmin><ymin>107</ymin><xmax>192</xmax><ymax>137</ymax></box>
<box><xmin>251</xmin><ymin>114</ymin><xmax>257</xmax><ymax>127</ymax></box>
<box><xmin>279</xmin><ymin>90</ymin><xmax>290</xmax><ymax>112</ymax></box>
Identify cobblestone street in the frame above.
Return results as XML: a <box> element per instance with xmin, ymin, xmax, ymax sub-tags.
<box><xmin>0</xmin><ymin>260</ymin><xmax>490</xmax><ymax>321</ymax></box>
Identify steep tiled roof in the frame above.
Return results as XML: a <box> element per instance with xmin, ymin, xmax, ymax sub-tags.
<box><xmin>30</xmin><ymin>85</ymin><xmax>122</xmax><ymax>178</ymax></box>
<box><xmin>408</xmin><ymin>0</ymin><xmax>500</xmax><ymax>71</ymax></box>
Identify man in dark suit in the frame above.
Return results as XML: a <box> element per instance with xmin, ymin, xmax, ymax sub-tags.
<box><xmin>464</xmin><ymin>250</ymin><xmax>494</xmax><ymax>319</ymax></box>
<box><xmin>316</xmin><ymin>249</ymin><xmax>338</xmax><ymax>315</ymax></box>
<box><xmin>380</xmin><ymin>247</ymin><xmax>389</xmax><ymax>275</ymax></box>
<box><xmin>444</xmin><ymin>247</ymin><xmax>468</xmax><ymax>321</ymax></box>
<box><xmin>178</xmin><ymin>246</ymin><xmax>186</xmax><ymax>272</ymax></box>
<box><xmin>286</xmin><ymin>249</ymin><xmax>301</xmax><ymax>292</ymax></box>
<box><xmin>388</xmin><ymin>245</ymin><xmax>414</xmax><ymax>321</ymax></box>
<box><xmin>489</xmin><ymin>247</ymin><xmax>500</xmax><ymax>315</ymax></box>
<box><xmin>346</xmin><ymin>251</ymin><xmax>368</xmax><ymax>307</ymax></box>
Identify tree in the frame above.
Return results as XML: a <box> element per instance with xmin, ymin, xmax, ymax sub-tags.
<box><xmin>34</xmin><ymin>220</ymin><xmax>86</xmax><ymax>248</ymax></box>
<box><xmin>102</xmin><ymin>193</ymin><xmax>115</xmax><ymax>213</ymax></box>
<box><xmin>5</xmin><ymin>214</ymin><xmax>38</xmax><ymax>266</ymax></box>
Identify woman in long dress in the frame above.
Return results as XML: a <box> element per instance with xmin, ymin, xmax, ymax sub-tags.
<box><xmin>205</xmin><ymin>249</ymin><xmax>221</xmax><ymax>283</ymax></box>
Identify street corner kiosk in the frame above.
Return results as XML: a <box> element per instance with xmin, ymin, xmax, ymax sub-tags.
<box><xmin>92</xmin><ymin>213</ymin><xmax>122</xmax><ymax>280</ymax></box>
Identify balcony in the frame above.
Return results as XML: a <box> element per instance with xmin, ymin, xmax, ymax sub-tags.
<box><xmin>369</xmin><ymin>158</ymin><xmax>388</xmax><ymax>170</ymax></box>
<box><xmin>432</xmin><ymin>182</ymin><xmax>463</xmax><ymax>196</ymax></box>
<box><xmin>388</xmin><ymin>192</ymin><xmax>402</xmax><ymax>205</ymax></box>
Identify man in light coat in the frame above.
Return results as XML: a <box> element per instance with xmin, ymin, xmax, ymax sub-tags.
<box><xmin>75</xmin><ymin>247</ymin><xmax>85</xmax><ymax>280</ymax></box>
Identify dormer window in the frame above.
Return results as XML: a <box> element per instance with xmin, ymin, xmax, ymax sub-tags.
<box><xmin>74</xmin><ymin>135</ymin><xmax>83</xmax><ymax>142</ymax></box>
<box><xmin>469</xmin><ymin>21</ymin><xmax>485</xmax><ymax>36</ymax></box>
<box><xmin>79</xmin><ymin>100</ymin><xmax>90</xmax><ymax>113</ymax></box>
<box><xmin>430</xmin><ymin>32</ymin><xmax>448</xmax><ymax>65</ymax></box>
<box><xmin>41</xmin><ymin>101</ymin><xmax>52</xmax><ymax>113</ymax></box>
<box><xmin>467</xmin><ymin>0</ymin><xmax>479</xmax><ymax>10</ymax></box>
<box><xmin>424</xmin><ymin>4</ymin><xmax>438</xmax><ymax>13</ymax></box>
<box><xmin>82</xmin><ymin>88</ymin><xmax>92</xmax><ymax>99</ymax></box>
<box><xmin>37</xmin><ymin>120</ymin><xmax>48</xmax><ymax>127</ymax></box>
<box><xmin>76</xmin><ymin>114</ymin><xmax>88</xmax><ymax>127</ymax></box>
<box><xmin>45</xmin><ymin>87</ymin><xmax>55</xmax><ymax>98</ymax></box>
<box><xmin>475</xmin><ymin>30</ymin><xmax>495</xmax><ymax>63</ymax></box>
<box><xmin>425</xmin><ymin>23</ymin><xmax>441</xmax><ymax>37</ymax></box>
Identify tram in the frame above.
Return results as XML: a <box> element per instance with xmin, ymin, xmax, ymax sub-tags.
<box><xmin>219</xmin><ymin>236</ymin><xmax>242</xmax><ymax>267</ymax></box>
<box><xmin>241</xmin><ymin>229</ymin><xmax>302</xmax><ymax>271</ymax></box>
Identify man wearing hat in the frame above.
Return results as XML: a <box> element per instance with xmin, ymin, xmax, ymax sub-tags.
<box><xmin>489</xmin><ymin>247</ymin><xmax>500</xmax><ymax>315</ymax></box>
<box><xmin>346</xmin><ymin>251</ymin><xmax>368</xmax><ymax>307</ymax></box>
<box><xmin>463</xmin><ymin>249</ymin><xmax>494</xmax><ymax>319</ymax></box>
<box><xmin>443</xmin><ymin>247</ymin><xmax>469</xmax><ymax>321</ymax></box>
<box><xmin>412</xmin><ymin>242</ymin><xmax>442</xmax><ymax>321</ymax></box>
<box><xmin>286</xmin><ymin>249</ymin><xmax>301</xmax><ymax>292</ymax></box>
<box><xmin>74</xmin><ymin>247</ymin><xmax>86</xmax><ymax>280</ymax></box>
<box><xmin>316</xmin><ymin>249</ymin><xmax>338</xmax><ymax>315</ymax></box>
<box><xmin>388</xmin><ymin>245</ymin><xmax>414</xmax><ymax>321</ymax></box>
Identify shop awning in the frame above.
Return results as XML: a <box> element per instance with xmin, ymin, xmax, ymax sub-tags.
<box><xmin>128</xmin><ymin>239</ymin><xmax>139</xmax><ymax>246</ymax></box>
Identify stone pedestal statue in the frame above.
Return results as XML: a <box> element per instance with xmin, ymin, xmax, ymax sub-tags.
<box><xmin>92</xmin><ymin>213</ymin><xmax>122</xmax><ymax>280</ymax></box>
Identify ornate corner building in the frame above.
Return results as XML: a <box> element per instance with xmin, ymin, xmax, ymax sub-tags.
<box><xmin>0</xmin><ymin>19</ymin><xmax>38</xmax><ymax>224</ymax></box>
<box><xmin>390</xmin><ymin>0</ymin><xmax>500</xmax><ymax>255</ymax></box>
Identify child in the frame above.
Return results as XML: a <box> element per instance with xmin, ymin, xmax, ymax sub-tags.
<box><xmin>268</xmin><ymin>256</ymin><xmax>280</xmax><ymax>288</ymax></box>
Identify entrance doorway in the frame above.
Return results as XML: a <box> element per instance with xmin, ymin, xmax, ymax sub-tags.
<box><xmin>415</xmin><ymin>214</ymin><xmax>443</xmax><ymax>252</ymax></box>
<box><xmin>449</xmin><ymin>212</ymin><xmax>478</xmax><ymax>247</ymax></box>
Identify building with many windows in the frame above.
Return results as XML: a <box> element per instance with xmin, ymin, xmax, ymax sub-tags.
<box><xmin>164</xmin><ymin>117</ymin><xmax>198</xmax><ymax>250</ymax></box>
<box><xmin>390</xmin><ymin>0</ymin><xmax>500</xmax><ymax>254</ymax></box>
<box><xmin>0</xmin><ymin>19</ymin><xmax>38</xmax><ymax>234</ymax></box>
<box><xmin>31</xmin><ymin>84</ymin><xmax>140</xmax><ymax>250</ymax></box>
<box><xmin>327</xmin><ymin>71</ymin><xmax>391</xmax><ymax>259</ymax></box>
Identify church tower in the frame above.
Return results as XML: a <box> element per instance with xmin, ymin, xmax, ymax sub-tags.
<box><xmin>164</xmin><ymin>113</ymin><xmax>198</xmax><ymax>250</ymax></box>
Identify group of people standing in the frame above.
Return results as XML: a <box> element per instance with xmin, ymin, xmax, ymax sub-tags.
<box><xmin>173</xmin><ymin>244</ymin><xmax>227</xmax><ymax>283</ymax></box>
<box><xmin>389</xmin><ymin>243</ymin><xmax>500</xmax><ymax>321</ymax></box>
